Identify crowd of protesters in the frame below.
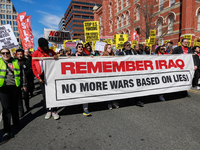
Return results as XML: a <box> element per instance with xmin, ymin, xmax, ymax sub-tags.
<box><xmin>0</xmin><ymin>37</ymin><xmax>199</xmax><ymax>142</ymax></box>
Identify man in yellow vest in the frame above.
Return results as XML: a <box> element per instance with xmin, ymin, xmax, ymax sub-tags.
<box><xmin>0</xmin><ymin>48</ymin><xmax>26</xmax><ymax>142</ymax></box>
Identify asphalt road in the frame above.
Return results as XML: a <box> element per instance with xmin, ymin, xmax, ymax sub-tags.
<box><xmin>1</xmin><ymin>80</ymin><xmax>200</xmax><ymax>150</ymax></box>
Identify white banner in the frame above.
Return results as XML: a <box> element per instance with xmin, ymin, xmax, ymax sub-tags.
<box><xmin>44</xmin><ymin>55</ymin><xmax>194</xmax><ymax>108</ymax></box>
<box><xmin>0</xmin><ymin>24</ymin><xmax>19</xmax><ymax>49</ymax></box>
<box><xmin>44</xmin><ymin>28</ymin><xmax>71</xmax><ymax>44</ymax></box>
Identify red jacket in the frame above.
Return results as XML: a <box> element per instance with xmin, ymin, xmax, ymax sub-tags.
<box><xmin>32</xmin><ymin>47</ymin><xmax>56</xmax><ymax>79</ymax></box>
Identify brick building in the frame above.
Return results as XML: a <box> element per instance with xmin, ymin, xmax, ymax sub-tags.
<box><xmin>93</xmin><ymin>0</ymin><xmax>200</xmax><ymax>46</ymax></box>
<box><xmin>64</xmin><ymin>0</ymin><xmax>102</xmax><ymax>40</ymax></box>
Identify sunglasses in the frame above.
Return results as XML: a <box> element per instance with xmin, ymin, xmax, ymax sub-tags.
<box><xmin>78</xmin><ymin>46</ymin><xmax>83</xmax><ymax>48</ymax></box>
<box><xmin>126</xmin><ymin>44</ymin><xmax>131</xmax><ymax>46</ymax></box>
<box><xmin>1</xmin><ymin>52</ymin><xmax>10</xmax><ymax>55</ymax></box>
<box><xmin>160</xmin><ymin>48</ymin><xmax>165</xmax><ymax>50</ymax></box>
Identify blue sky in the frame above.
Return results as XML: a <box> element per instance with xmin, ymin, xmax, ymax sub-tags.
<box><xmin>12</xmin><ymin>0</ymin><xmax>70</xmax><ymax>49</ymax></box>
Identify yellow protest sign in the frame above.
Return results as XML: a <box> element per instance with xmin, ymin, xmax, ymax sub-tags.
<box><xmin>131</xmin><ymin>40</ymin><xmax>138</xmax><ymax>49</ymax></box>
<box><xmin>72</xmin><ymin>39</ymin><xmax>80</xmax><ymax>42</ymax></box>
<box><xmin>150</xmin><ymin>30</ymin><xmax>156</xmax><ymax>37</ymax></box>
<box><xmin>178</xmin><ymin>42</ymin><xmax>181</xmax><ymax>46</ymax></box>
<box><xmin>113</xmin><ymin>35</ymin><xmax>116</xmax><ymax>44</ymax></box>
<box><xmin>84</xmin><ymin>21</ymin><xmax>100</xmax><ymax>42</ymax></box>
<box><xmin>164</xmin><ymin>40</ymin><xmax>170</xmax><ymax>46</ymax></box>
<box><xmin>106</xmin><ymin>39</ymin><xmax>113</xmax><ymax>45</ymax></box>
<box><xmin>132</xmin><ymin>40</ymin><xmax>138</xmax><ymax>45</ymax></box>
<box><xmin>145</xmin><ymin>39</ymin><xmax>149</xmax><ymax>45</ymax></box>
<box><xmin>29</xmin><ymin>48</ymin><xmax>34</xmax><ymax>52</ymax></box>
<box><xmin>116</xmin><ymin>34</ymin><xmax>128</xmax><ymax>49</ymax></box>
<box><xmin>184</xmin><ymin>35</ymin><xmax>192</xmax><ymax>41</ymax></box>
<box><xmin>187</xmin><ymin>40</ymin><xmax>191</xmax><ymax>47</ymax></box>
<box><xmin>10</xmin><ymin>48</ymin><xmax>16</xmax><ymax>54</ymax></box>
<box><xmin>149</xmin><ymin>37</ymin><xmax>155</xmax><ymax>45</ymax></box>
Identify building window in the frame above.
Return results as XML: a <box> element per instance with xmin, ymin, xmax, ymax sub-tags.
<box><xmin>168</xmin><ymin>15</ymin><xmax>174</xmax><ymax>34</ymax></box>
<box><xmin>110</xmin><ymin>21</ymin><xmax>113</xmax><ymax>32</ymax></box>
<box><xmin>126</xmin><ymin>11</ymin><xmax>129</xmax><ymax>25</ymax></box>
<box><xmin>82</xmin><ymin>6</ymin><xmax>89</xmax><ymax>10</ymax></box>
<box><xmin>1</xmin><ymin>20</ymin><xmax>5</xmax><ymax>25</ymax></box>
<box><xmin>136</xmin><ymin>7</ymin><xmax>140</xmax><ymax>21</ymax></box>
<box><xmin>7</xmin><ymin>10</ymin><xmax>11</xmax><ymax>13</ymax></box>
<box><xmin>74</xmin><ymin>15</ymin><xmax>81</xmax><ymax>18</ymax></box>
<box><xmin>121</xmin><ymin>0</ymin><xmax>123</xmax><ymax>10</ymax></box>
<box><xmin>126</xmin><ymin>30</ymin><xmax>129</xmax><ymax>36</ymax></box>
<box><xmin>7</xmin><ymin>21</ymin><xmax>11</xmax><ymax>25</ymax></box>
<box><xmin>0</xmin><ymin>4</ymin><xmax>5</xmax><ymax>9</ymax></box>
<box><xmin>90</xmin><ymin>16</ymin><xmax>94</xmax><ymax>19</ymax></box>
<box><xmin>1</xmin><ymin>0</ymin><xmax>5</xmax><ymax>2</ymax></box>
<box><xmin>121</xmin><ymin>14</ymin><xmax>124</xmax><ymax>27</ymax></box>
<box><xmin>0</xmin><ymin>14</ymin><xmax>5</xmax><ymax>19</ymax></box>
<box><xmin>13</xmin><ymin>21</ymin><xmax>17</xmax><ymax>25</ymax></box>
<box><xmin>158</xmin><ymin>19</ymin><xmax>162</xmax><ymax>36</ymax></box>
<box><xmin>110</xmin><ymin>3</ymin><xmax>112</xmax><ymax>17</ymax></box>
<box><xmin>117</xmin><ymin>17</ymin><xmax>120</xmax><ymax>29</ymax></box>
<box><xmin>82</xmin><ymin>16</ymin><xmax>89</xmax><ymax>19</ymax></box>
<box><xmin>169</xmin><ymin>0</ymin><xmax>175</xmax><ymax>7</ymax></box>
<box><xmin>74</xmin><ymin>5</ymin><xmax>80</xmax><ymax>9</ymax></box>
<box><xmin>198</xmin><ymin>12</ymin><xmax>200</xmax><ymax>30</ymax></box>
<box><xmin>6</xmin><ymin>5</ymin><xmax>11</xmax><ymax>9</ymax></box>
<box><xmin>90</xmin><ymin>7</ymin><xmax>93</xmax><ymax>10</ymax></box>
<box><xmin>99</xmin><ymin>16</ymin><xmax>102</xmax><ymax>25</ymax></box>
<box><xmin>13</xmin><ymin>15</ymin><xmax>17</xmax><ymax>20</ymax></box>
<box><xmin>159</xmin><ymin>0</ymin><xmax>164</xmax><ymax>11</ymax></box>
<box><xmin>126</xmin><ymin>0</ymin><xmax>129</xmax><ymax>6</ymax></box>
<box><xmin>1</xmin><ymin>10</ymin><xmax>5</xmax><ymax>13</ymax></box>
<box><xmin>100</xmin><ymin>27</ymin><xmax>103</xmax><ymax>36</ymax></box>
<box><xmin>6</xmin><ymin>15</ymin><xmax>11</xmax><ymax>19</ymax></box>
<box><xmin>117</xmin><ymin>0</ymin><xmax>119</xmax><ymax>12</ymax></box>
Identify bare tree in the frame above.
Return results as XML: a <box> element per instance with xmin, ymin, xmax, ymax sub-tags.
<box><xmin>129</xmin><ymin>0</ymin><xmax>171</xmax><ymax>43</ymax></box>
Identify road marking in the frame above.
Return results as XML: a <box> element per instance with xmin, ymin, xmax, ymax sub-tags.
<box><xmin>188</xmin><ymin>89</ymin><xmax>200</xmax><ymax>95</ymax></box>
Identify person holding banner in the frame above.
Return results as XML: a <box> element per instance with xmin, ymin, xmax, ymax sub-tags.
<box><xmin>172</xmin><ymin>38</ymin><xmax>198</xmax><ymax>97</ymax></box>
<box><xmin>118</xmin><ymin>42</ymin><xmax>144</xmax><ymax>107</ymax></box>
<box><xmin>72</xmin><ymin>43</ymin><xmax>91</xmax><ymax>116</ymax></box>
<box><xmin>84</xmin><ymin>43</ymin><xmax>99</xmax><ymax>56</ymax></box>
<box><xmin>103</xmin><ymin>44</ymin><xmax>119</xmax><ymax>109</ymax></box>
<box><xmin>32</xmin><ymin>38</ymin><xmax>60</xmax><ymax>120</ymax></box>
<box><xmin>64</xmin><ymin>47</ymin><xmax>72</xmax><ymax>57</ymax></box>
<box><xmin>118</xmin><ymin>41</ymin><xmax>136</xmax><ymax>56</ymax></box>
<box><xmin>192</xmin><ymin>46</ymin><xmax>200</xmax><ymax>89</ymax></box>
<box><xmin>0</xmin><ymin>48</ymin><xmax>27</xmax><ymax>141</ymax></box>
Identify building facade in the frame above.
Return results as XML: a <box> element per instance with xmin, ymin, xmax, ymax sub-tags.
<box><xmin>0</xmin><ymin>0</ymin><xmax>20</xmax><ymax>43</ymax></box>
<box><xmin>93</xmin><ymin>0</ymin><xmax>200</xmax><ymax>46</ymax></box>
<box><xmin>59</xmin><ymin>16</ymin><xmax>65</xmax><ymax>31</ymax></box>
<box><xmin>64</xmin><ymin>0</ymin><xmax>102</xmax><ymax>40</ymax></box>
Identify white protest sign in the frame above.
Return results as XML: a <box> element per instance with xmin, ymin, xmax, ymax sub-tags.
<box><xmin>95</xmin><ymin>41</ymin><xmax>107</xmax><ymax>51</ymax></box>
<box><xmin>44</xmin><ymin>55</ymin><xmax>194</xmax><ymax>108</ymax></box>
<box><xmin>0</xmin><ymin>24</ymin><xmax>19</xmax><ymax>49</ymax></box>
<box><xmin>44</xmin><ymin>28</ymin><xmax>71</xmax><ymax>44</ymax></box>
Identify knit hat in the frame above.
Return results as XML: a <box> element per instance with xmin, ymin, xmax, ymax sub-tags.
<box><xmin>38</xmin><ymin>38</ymin><xmax>49</xmax><ymax>47</ymax></box>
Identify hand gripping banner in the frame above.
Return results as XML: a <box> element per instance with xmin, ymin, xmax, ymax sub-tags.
<box><xmin>43</xmin><ymin>55</ymin><xmax>194</xmax><ymax>108</ymax></box>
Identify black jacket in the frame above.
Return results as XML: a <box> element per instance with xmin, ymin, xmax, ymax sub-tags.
<box><xmin>172</xmin><ymin>46</ymin><xmax>198</xmax><ymax>66</ymax></box>
<box><xmin>19</xmin><ymin>58</ymin><xmax>32</xmax><ymax>80</ymax></box>
<box><xmin>118</xmin><ymin>48</ymin><xmax>137</xmax><ymax>56</ymax></box>
<box><xmin>193</xmin><ymin>53</ymin><xmax>200</xmax><ymax>69</ymax></box>
<box><xmin>172</xmin><ymin>46</ymin><xmax>193</xmax><ymax>54</ymax></box>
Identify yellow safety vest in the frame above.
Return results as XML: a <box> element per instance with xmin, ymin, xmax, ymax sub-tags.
<box><xmin>0</xmin><ymin>58</ymin><xmax>21</xmax><ymax>87</ymax></box>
